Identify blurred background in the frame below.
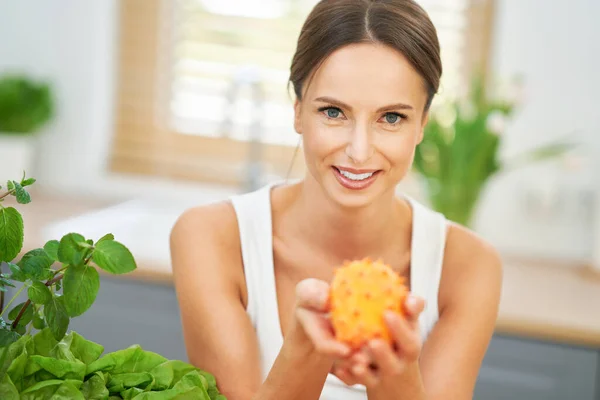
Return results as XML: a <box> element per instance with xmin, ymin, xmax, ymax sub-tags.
<box><xmin>1</xmin><ymin>1</ymin><xmax>599</xmax><ymax>399</ymax></box>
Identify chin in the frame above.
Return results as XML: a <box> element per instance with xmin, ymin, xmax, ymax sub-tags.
<box><xmin>322</xmin><ymin>170</ymin><xmax>386</xmax><ymax>209</ymax></box>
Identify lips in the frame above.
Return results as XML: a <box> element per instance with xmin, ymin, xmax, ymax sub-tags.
<box><xmin>332</xmin><ymin>166</ymin><xmax>380</xmax><ymax>190</ymax></box>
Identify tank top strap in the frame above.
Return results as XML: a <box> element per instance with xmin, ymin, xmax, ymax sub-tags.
<box><xmin>229</xmin><ymin>182</ymin><xmax>283</xmax><ymax>378</ymax></box>
<box><xmin>405</xmin><ymin>195</ymin><xmax>448</xmax><ymax>341</ymax></box>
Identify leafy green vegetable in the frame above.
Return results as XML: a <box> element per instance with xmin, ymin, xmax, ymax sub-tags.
<box><xmin>88</xmin><ymin>345</ymin><xmax>168</xmax><ymax>376</ymax></box>
<box><xmin>65</xmin><ymin>331</ymin><xmax>104</xmax><ymax>365</ymax></box>
<box><xmin>21</xmin><ymin>379</ymin><xmax>85</xmax><ymax>400</ymax></box>
<box><xmin>0</xmin><ymin>373</ymin><xmax>19</xmax><ymax>400</ymax></box>
<box><xmin>81</xmin><ymin>371</ymin><xmax>110</xmax><ymax>400</ymax></box>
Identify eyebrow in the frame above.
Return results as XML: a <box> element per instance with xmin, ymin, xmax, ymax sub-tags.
<box><xmin>313</xmin><ymin>96</ymin><xmax>414</xmax><ymax>112</ymax></box>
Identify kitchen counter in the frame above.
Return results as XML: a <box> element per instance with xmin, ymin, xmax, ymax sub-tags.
<box><xmin>8</xmin><ymin>188</ymin><xmax>600</xmax><ymax>349</ymax></box>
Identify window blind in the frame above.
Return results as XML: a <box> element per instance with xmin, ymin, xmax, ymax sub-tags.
<box><xmin>163</xmin><ymin>0</ymin><xmax>485</xmax><ymax>145</ymax></box>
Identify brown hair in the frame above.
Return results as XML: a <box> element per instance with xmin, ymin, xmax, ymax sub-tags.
<box><xmin>289</xmin><ymin>0</ymin><xmax>442</xmax><ymax>111</ymax></box>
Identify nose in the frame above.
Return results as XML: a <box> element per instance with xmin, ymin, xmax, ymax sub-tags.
<box><xmin>345</xmin><ymin>124</ymin><xmax>374</xmax><ymax>164</ymax></box>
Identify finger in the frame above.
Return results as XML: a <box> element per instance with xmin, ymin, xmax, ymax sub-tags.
<box><xmin>351</xmin><ymin>362</ymin><xmax>379</xmax><ymax>388</ymax></box>
<box><xmin>331</xmin><ymin>366</ymin><xmax>360</xmax><ymax>386</ymax></box>
<box><xmin>335</xmin><ymin>350</ymin><xmax>370</xmax><ymax>372</ymax></box>
<box><xmin>296</xmin><ymin>278</ymin><xmax>331</xmax><ymax>312</ymax></box>
<box><xmin>296</xmin><ymin>308</ymin><xmax>350</xmax><ymax>358</ymax></box>
<box><xmin>384</xmin><ymin>312</ymin><xmax>422</xmax><ymax>361</ymax></box>
<box><xmin>367</xmin><ymin>339</ymin><xmax>405</xmax><ymax>378</ymax></box>
<box><xmin>403</xmin><ymin>294</ymin><xmax>426</xmax><ymax>323</ymax></box>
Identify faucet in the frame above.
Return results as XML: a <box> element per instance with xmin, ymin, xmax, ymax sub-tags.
<box><xmin>220</xmin><ymin>64</ymin><xmax>265</xmax><ymax>192</ymax></box>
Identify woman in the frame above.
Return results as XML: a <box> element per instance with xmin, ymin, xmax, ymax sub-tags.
<box><xmin>170</xmin><ymin>1</ymin><xmax>502</xmax><ymax>399</ymax></box>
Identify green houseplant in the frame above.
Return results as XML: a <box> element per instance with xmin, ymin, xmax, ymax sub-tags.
<box><xmin>0</xmin><ymin>174</ymin><xmax>226</xmax><ymax>399</ymax></box>
<box><xmin>413</xmin><ymin>74</ymin><xmax>573</xmax><ymax>227</ymax></box>
<box><xmin>0</xmin><ymin>74</ymin><xmax>55</xmax><ymax>185</ymax></box>
<box><xmin>0</xmin><ymin>75</ymin><xmax>54</xmax><ymax>134</ymax></box>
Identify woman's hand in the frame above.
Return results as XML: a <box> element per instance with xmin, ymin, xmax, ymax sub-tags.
<box><xmin>289</xmin><ymin>278</ymin><xmax>352</xmax><ymax>360</ymax></box>
<box><xmin>330</xmin><ymin>294</ymin><xmax>426</xmax><ymax>391</ymax></box>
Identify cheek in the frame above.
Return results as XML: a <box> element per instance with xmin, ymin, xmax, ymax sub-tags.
<box><xmin>302</xmin><ymin>118</ymin><xmax>346</xmax><ymax>162</ymax></box>
<box><xmin>379</xmin><ymin>130</ymin><xmax>419</xmax><ymax>168</ymax></box>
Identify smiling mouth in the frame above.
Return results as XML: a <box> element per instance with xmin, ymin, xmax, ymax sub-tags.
<box><xmin>332</xmin><ymin>166</ymin><xmax>381</xmax><ymax>190</ymax></box>
<box><xmin>337</xmin><ymin>169</ymin><xmax>374</xmax><ymax>181</ymax></box>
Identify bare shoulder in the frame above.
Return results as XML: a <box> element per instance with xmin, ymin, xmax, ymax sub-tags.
<box><xmin>169</xmin><ymin>200</ymin><xmax>245</xmax><ymax>300</ymax></box>
<box><xmin>170</xmin><ymin>200</ymin><xmax>240</xmax><ymax>252</ymax></box>
<box><xmin>438</xmin><ymin>222</ymin><xmax>503</xmax><ymax>314</ymax></box>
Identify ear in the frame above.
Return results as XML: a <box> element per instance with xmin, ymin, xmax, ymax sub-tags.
<box><xmin>417</xmin><ymin>111</ymin><xmax>429</xmax><ymax>144</ymax></box>
<box><xmin>293</xmin><ymin>99</ymin><xmax>303</xmax><ymax>134</ymax></box>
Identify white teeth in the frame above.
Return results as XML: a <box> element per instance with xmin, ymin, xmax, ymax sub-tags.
<box><xmin>339</xmin><ymin>169</ymin><xmax>374</xmax><ymax>181</ymax></box>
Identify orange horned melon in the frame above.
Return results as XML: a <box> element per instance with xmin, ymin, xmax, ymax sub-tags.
<box><xmin>329</xmin><ymin>258</ymin><xmax>408</xmax><ymax>350</ymax></box>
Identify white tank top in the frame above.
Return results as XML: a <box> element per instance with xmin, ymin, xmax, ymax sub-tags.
<box><xmin>230</xmin><ymin>182</ymin><xmax>448</xmax><ymax>400</ymax></box>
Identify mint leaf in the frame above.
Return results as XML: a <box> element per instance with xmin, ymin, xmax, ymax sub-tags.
<box><xmin>8</xmin><ymin>302</ymin><xmax>33</xmax><ymax>326</ymax></box>
<box><xmin>0</xmin><ymin>272</ymin><xmax>15</xmax><ymax>291</ymax></box>
<box><xmin>18</xmin><ymin>248</ymin><xmax>54</xmax><ymax>280</ymax></box>
<box><xmin>45</xmin><ymin>296</ymin><xmax>70</xmax><ymax>341</ymax></box>
<box><xmin>6</xmin><ymin>181</ymin><xmax>15</xmax><ymax>191</ymax></box>
<box><xmin>0</xmin><ymin>327</ymin><xmax>20</xmax><ymax>347</ymax></box>
<box><xmin>7</xmin><ymin>263</ymin><xmax>26</xmax><ymax>282</ymax></box>
<box><xmin>92</xmin><ymin>240</ymin><xmax>136</xmax><ymax>275</ymax></box>
<box><xmin>33</xmin><ymin>312</ymin><xmax>46</xmax><ymax>330</ymax></box>
<box><xmin>97</xmin><ymin>233</ymin><xmax>114</xmax><ymax>244</ymax></box>
<box><xmin>28</xmin><ymin>281</ymin><xmax>52</xmax><ymax>305</ymax></box>
<box><xmin>0</xmin><ymin>207</ymin><xmax>23</xmax><ymax>263</ymax></box>
<box><xmin>21</xmin><ymin>178</ymin><xmax>36</xmax><ymax>187</ymax></box>
<box><xmin>58</xmin><ymin>233</ymin><xmax>87</xmax><ymax>266</ymax></box>
<box><xmin>43</xmin><ymin>240</ymin><xmax>60</xmax><ymax>262</ymax></box>
<box><xmin>12</xmin><ymin>182</ymin><xmax>31</xmax><ymax>204</ymax></box>
<box><xmin>63</xmin><ymin>265</ymin><xmax>100</xmax><ymax>317</ymax></box>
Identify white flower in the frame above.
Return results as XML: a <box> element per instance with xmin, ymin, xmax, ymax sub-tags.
<box><xmin>486</xmin><ymin>111</ymin><xmax>506</xmax><ymax>135</ymax></box>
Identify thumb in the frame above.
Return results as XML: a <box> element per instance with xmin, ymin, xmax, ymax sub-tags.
<box><xmin>295</xmin><ymin>278</ymin><xmax>331</xmax><ymax>312</ymax></box>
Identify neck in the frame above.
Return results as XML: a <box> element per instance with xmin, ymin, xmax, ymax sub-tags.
<box><xmin>291</xmin><ymin>177</ymin><xmax>408</xmax><ymax>263</ymax></box>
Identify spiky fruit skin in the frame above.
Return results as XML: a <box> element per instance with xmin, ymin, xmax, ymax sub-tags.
<box><xmin>329</xmin><ymin>258</ymin><xmax>408</xmax><ymax>350</ymax></box>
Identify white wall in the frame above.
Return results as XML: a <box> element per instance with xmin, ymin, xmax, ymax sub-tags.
<box><xmin>0</xmin><ymin>0</ymin><xmax>119</xmax><ymax>194</ymax></box>
<box><xmin>0</xmin><ymin>0</ymin><xmax>599</xmax><ymax>262</ymax></box>
<box><xmin>475</xmin><ymin>0</ymin><xmax>600</xmax><ymax>262</ymax></box>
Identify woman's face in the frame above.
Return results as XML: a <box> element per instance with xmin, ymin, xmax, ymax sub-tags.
<box><xmin>294</xmin><ymin>43</ymin><xmax>430</xmax><ymax>209</ymax></box>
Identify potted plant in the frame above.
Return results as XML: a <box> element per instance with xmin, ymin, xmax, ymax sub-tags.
<box><xmin>413</xmin><ymin>74</ymin><xmax>574</xmax><ymax>227</ymax></box>
<box><xmin>0</xmin><ymin>174</ymin><xmax>226</xmax><ymax>399</ymax></box>
<box><xmin>0</xmin><ymin>74</ymin><xmax>54</xmax><ymax>185</ymax></box>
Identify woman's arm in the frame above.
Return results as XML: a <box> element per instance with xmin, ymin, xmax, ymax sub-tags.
<box><xmin>417</xmin><ymin>224</ymin><xmax>503</xmax><ymax>399</ymax></box>
<box><xmin>170</xmin><ymin>202</ymin><xmax>349</xmax><ymax>400</ymax></box>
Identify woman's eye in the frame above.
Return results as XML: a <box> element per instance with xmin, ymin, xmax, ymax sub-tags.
<box><xmin>384</xmin><ymin>112</ymin><xmax>402</xmax><ymax>124</ymax></box>
<box><xmin>321</xmin><ymin>107</ymin><xmax>342</xmax><ymax>119</ymax></box>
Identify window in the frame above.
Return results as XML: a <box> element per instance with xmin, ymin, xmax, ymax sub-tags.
<box><xmin>109</xmin><ymin>0</ymin><xmax>495</xmax><ymax>186</ymax></box>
